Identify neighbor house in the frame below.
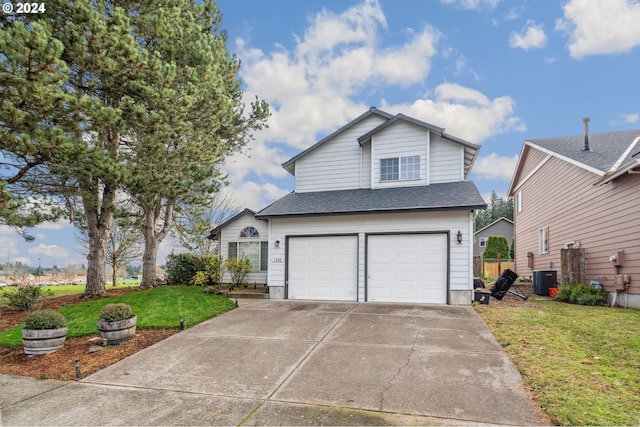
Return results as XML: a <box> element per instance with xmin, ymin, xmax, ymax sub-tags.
<box><xmin>254</xmin><ymin>107</ymin><xmax>486</xmax><ymax>304</ymax></box>
<box><xmin>473</xmin><ymin>217</ymin><xmax>514</xmax><ymax>258</ymax></box>
<box><xmin>207</xmin><ymin>208</ymin><xmax>269</xmax><ymax>286</ymax></box>
<box><xmin>508</xmin><ymin>120</ymin><xmax>640</xmax><ymax>308</ymax></box>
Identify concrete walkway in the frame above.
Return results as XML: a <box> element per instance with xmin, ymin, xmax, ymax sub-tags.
<box><xmin>1</xmin><ymin>300</ymin><xmax>548</xmax><ymax>426</ymax></box>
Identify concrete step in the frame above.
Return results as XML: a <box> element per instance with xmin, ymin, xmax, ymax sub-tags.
<box><xmin>227</xmin><ymin>291</ymin><xmax>270</xmax><ymax>299</ymax></box>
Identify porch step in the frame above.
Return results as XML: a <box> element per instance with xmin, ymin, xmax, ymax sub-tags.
<box><xmin>228</xmin><ymin>291</ymin><xmax>270</xmax><ymax>299</ymax></box>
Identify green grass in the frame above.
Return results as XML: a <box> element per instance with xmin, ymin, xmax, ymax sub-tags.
<box><xmin>41</xmin><ymin>281</ymin><xmax>139</xmax><ymax>297</ymax></box>
<box><xmin>475</xmin><ymin>300</ymin><xmax>640</xmax><ymax>426</ymax></box>
<box><xmin>0</xmin><ymin>286</ymin><xmax>236</xmax><ymax>347</ymax></box>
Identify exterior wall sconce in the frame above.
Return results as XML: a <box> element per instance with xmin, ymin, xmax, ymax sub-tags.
<box><xmin>456</xmin><ymin>231</ymin><xmax>463</xmax><ymax>244</ymax></box>
<box><xmin>274</xmin><ymin>240</ymin><xmax>280</xmax><ymax>248</ymax></box>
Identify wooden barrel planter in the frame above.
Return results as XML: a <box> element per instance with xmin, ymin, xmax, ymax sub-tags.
<box><xmin>97</xmin><ymin>315</ymin><xmax>137</xmax><ymax>345</ymax></box>
<box><xmin>22</xmin><ymin>327</ymin><xmax>68</xmax><ymax>355</ymax></box>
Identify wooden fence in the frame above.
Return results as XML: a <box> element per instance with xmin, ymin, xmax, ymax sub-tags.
<box><xmin>474</xmin><ymin>257</ymin><xmax>515</xmax><ymax>279</ymax></box>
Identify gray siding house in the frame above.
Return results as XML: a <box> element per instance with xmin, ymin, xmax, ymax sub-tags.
<box><xmin>256</xmin><ymin>107</ymin><xmax>486</xmax><ymax>305</ymax></box>
<box><xmin>473</xmin><ymin>217</ymin><xmax>514</xmax><ymax>257</ymax></box>
<box><xmin>508</xmin><ymin>123</ymin><xmax>640</xmax><ymax>308</ymax></box>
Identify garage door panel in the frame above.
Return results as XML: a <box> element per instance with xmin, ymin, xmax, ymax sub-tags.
<box><xmin>288</xmin><ymin>236</ymin><xmax>358</xmax><ymax>301</ymax></box>
<box><xmin>368</xmin><ymin>234</ymin><xmax>447</xmax><ymax>304</ymax></box>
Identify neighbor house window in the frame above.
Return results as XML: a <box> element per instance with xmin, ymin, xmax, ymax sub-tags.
<box><xmin>227</xmin><ymin>229</ymin><xmax>268</xmax><ymax>271</ymax></box>
<box><xmin>516</xmin><ymin>191</ymin><xmax>522</xmax><ymax>214</ymax></box>
<box><xmin>380</xmin><ymin>155</ymin><xmax>420</xmax><ymax>181</ymax></box>
<box><xmin>539</xmin><ymin>226</ymin><xmax>549</xmax><ymax>254</ymax></box>
<box><xmin>479</xmin><ymin>237</ymin><xmax>487</xmax><ymax>247</ymax></box>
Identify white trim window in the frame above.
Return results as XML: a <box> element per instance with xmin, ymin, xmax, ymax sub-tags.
<box><xmin>539</xmin><ymin>226</ymin><xmax>549</xmax><ymax>255</ymax></box>
<box><xmin>479</xmin><ymin>237</ymin><xmax>487</xmax><ymax>247</ymax></box>
<box><xmin>380</xmin><ymin>155</ymin><xmax>420</xmax><ymax>181</ymax></box>
<box><xmin>228</xmin><ymin>227</ymin><xmax>268</xmax><ymax>271</ymax></box>
<box><xmin>516</xmin><ymin>191</ymin><xmax>522</xmax><ymax>214</ymax></box>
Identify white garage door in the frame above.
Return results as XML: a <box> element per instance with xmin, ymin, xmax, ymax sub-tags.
<box><xmin>287</xmin><ymin>235</ymin><xmax>358</xmax><ymax>301</ymax></box>
<box><xmin>367</xmin><ymin>233</ymin><xmax>448</xmax><ymax>304</ymax></box>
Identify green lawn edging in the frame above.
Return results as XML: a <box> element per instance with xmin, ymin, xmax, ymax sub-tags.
<box><xmin>475</xmin><ymin>300</ymin><xmax>640</xmax><ymax>426</ymax></box>
<box><xmin>0</xmin><ymin>286</ymin><xmax>236</xmax><ymax>347</ymax></box>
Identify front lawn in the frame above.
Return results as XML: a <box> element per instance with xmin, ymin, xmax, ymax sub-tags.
<box><xmin>0</xmin><ymin>286</ymin><xmax>236</xmax><ymax>347</ymax></box>
<box><xmin>475</xmin><ymin>300</ymin><xmax>640</xmax><ymax>426</ymax></box>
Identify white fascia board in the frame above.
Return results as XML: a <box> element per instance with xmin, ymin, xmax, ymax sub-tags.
<box><xmin>526</xmin><ymin>141</ymin><xmax>605</xmax><ymax>176</ymax></box>
<box><xmin>510</xmin><ymin>154</ymin><xmax>552</xmax><ymax>194</ymax></box>
<box><xmin>593</xmin><ymin>159</ymin><xmax>640</xmax><ymax>186</ymax></box>
<box><xmin>609</xmin><ymin>136</ymin><xmax>640</xmax><ymax>174</ymax></box>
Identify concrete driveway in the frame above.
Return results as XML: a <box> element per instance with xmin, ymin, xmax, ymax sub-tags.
<box><xmin>1</xmin><ymin>300</ymin><xmax>548</xmax><ymax>426</ymax></box>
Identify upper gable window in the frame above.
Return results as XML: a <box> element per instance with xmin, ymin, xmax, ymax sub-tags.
<box><xmin>240</xmin><ymin>227</ymin><xmax>259</xmax><ymax>238</ymax></box>
<box><xmin>380</xmin><ymin>155</ymin><xmax>420</xmax><ymax>182</ymax></box>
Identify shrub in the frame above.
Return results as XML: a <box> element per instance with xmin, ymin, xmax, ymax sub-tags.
<box><xmin>556</xmin><ymin>284</ymin><xmax>607</xmax><ymax>306</ymax></box>
<box><xmin>483</xmin><ymin>236</ymin><xmax>510</xmax><ymax>259</ymax></box>
<box><xmin>24</xmin><ymin>310</ymin><xmax>67</xmax><ymax>329</ymax></box>
<box><xmin>99</xmin><ymin>303</ymin><xmax>134</xmax><ymax>322</ymax></box>
<box><xmin>166</xmin><ymin>253</ymin><xmax>227</xmax><ymax>285</ymax></box>
<box><xmin>165</xmin><ymin>253</ymin><xmax>209</xmax><ymax>285</ymax></box>
<box><xmin>191</xmin><ymin>255</ymin><xmax>224</xmax><ymax>287</ymax></box>
<box><xmin>223</xmin><ymin>257</ymin><xmax>252</xmax><ymax>289</ymax></box>
<box><xmin>1</xmin><ymin>285</ymin><xmax>52</xmax><ymax>311</ymax></box>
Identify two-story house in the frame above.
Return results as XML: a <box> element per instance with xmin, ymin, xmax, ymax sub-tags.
<box><xmin>508</xmin><ymin>122</ymin><xmax>640</xmax><ymax>308</ymax></box>
<box><xmin>255</xmin><ymin>107</ymin><xmax>486</xmax><ymax>304</ymax></box>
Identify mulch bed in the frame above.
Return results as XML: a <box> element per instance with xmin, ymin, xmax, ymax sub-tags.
<box><xmin>0</xmin><ymin>287</ymin><xmax>178</xmax><ymax>380</ymax></box>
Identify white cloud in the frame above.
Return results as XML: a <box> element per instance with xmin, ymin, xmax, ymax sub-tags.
<box><xmin>625</xmin><ymin>113</ymin><xmax>639</xmax><ymax>123</ymax></box>
<box><xmin>223</xmin><ymin>138</ymin><xmax>289</xmax><ymax>183</ymax></box>
<box><xmin>509</xmin><ymin>21</ymin><xmax>547</xmax><ymax>50</ymax></box>
<box><xmin>28</xmin><ymin>244</ymin><xmax>71</xmax><ymax>258</ymax></box>
<box><xmin>383</xmin><ymin>83</ymin><xmax>526</xmax><ymax>143</ymax></box>
<box><xmin>481</xmin><ymin>191</ymin><xmax>509</xmax><ymax>204</ymax></box>
<box><xmin>440</xmin><ymin>0</ymin><xmax>501</xmax><ymax>11</ymax></box>
<box><xmin>0</xmin><ymin>226</ymin><xmax>21</xmax><ymax>258</ymax></box>
<box><xmin>472</xmin><ymin>153</ymin><xmax>519</xmax><ymax>181</ymax></box>
<box><xmin>236</xmin><ymin>0</ymin><xmax>441</xmax><ymax>149</ymax></box>
<box><xmin>35</xmin><ymin>221</ymin><xmax>67</xmax><ymax>230</ymax></box>
<box><xmin>557</xmin><ymin>0</ymin><xmax>640</xmax><ymax>59</ymax></box>
<box><xmin>221</xmin><ymin>182</ymin><xmax>290</xmax><ymax>212</ymax></box>
<box><xmin>504</xmin><ymin>6</ymin><xmax>524</xmax><ymax>21</ymax></box>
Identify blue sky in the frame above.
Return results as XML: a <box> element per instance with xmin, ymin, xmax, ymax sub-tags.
<box><xmin>3</xmin><ymin>0</ymin><xmax>640</xmax><ymax>269</ymax></box>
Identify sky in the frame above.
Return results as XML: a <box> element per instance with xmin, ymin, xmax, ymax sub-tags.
<box><xmin>2</xmin><ymin>0</ymin><xmax>640</xmax><ymax>270</ymax></box>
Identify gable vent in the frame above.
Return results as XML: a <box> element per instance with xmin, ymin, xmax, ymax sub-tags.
<box><xmin>583</xmin><ymin>117</ymin><xmax>591</xmax><ymax>152</ymax></box>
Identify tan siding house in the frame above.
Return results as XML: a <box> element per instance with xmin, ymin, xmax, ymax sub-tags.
<box><xmin>509</xmin><ymin>126</ymin><xmax>640</xmax><ymax>308</ymax></box>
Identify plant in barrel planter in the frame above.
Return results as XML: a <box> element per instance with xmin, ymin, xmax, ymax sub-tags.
<box><xmin>22</xmin><ymin>309</ymin><xmax>68</xmax><ymax>355</ymax></box>
<box><xmin>97</xmin><ymin>303</ymin><xmax>137</xmax><ymax>345</ymax></box>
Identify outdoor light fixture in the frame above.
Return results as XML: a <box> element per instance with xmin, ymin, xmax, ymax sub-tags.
<box><xmin>179</xmin><ymin>316</ymin><xmax>184</xmax><ymax>330</ymax></box>
<box><xmin>274</xmin><ymin>240</ymin><xmax>280</xmax><ymax>247</ymax></box>
<box><xmin>75</xmin><ymin>359</ymin><xmax>81</xmax><ymax>379</ymax></box>
<box><xmin>456</xmin><ymin>231</ymin><xmax>463</xmax><ymax>244</ymax></box>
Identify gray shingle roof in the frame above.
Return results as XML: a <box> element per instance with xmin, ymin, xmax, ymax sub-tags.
<box><xmin>529</xmin><ymin>129</ymin><xmax>640</xmax><ymax>173</ymax></box>
<box><xmin>255</xmin><ymin>182</ymin><xmax>487</xmax><ymax>218</ymax></box>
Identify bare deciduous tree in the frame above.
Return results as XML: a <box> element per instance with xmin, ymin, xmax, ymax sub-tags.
<box><xmin>173</xmin><ymin>191</ymin><xmax>240</xmax><ymax>255</ymax></box>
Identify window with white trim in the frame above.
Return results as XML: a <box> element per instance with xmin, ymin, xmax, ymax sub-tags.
<box><xmin>539</xmin><ymin>226</ymin><xmax>549</xmax><ymax>255</ymax></box>
<box><xmin>228</xmin><ymin>228</ymin><xmax>268</xmax><ymax>272</ymax></box>
<box><xmin>380</xmin><ymin>155</ymin><xmax>420</xmax><ymax>182</ymax></box>
<box><xmin>516</xmin><ymin>191</ymin><xmax>522</xmax><ymax>214</ymax></box>
<box><xmin>479</xmin><ymin>237</ymin><xmax>487</xmax><ymax>247</ymax></box>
